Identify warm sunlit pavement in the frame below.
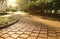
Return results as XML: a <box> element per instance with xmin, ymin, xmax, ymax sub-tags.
<box><xmin>0</xmin><ymin>11</ymin><xmax>60</xmax><ymax>39</ymax></box>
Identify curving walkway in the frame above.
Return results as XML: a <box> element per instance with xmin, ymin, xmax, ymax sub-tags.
<box><xmin>0</xmin><ymin>13</ymin><xmax>60</xmax><ymax>39</ymax></box>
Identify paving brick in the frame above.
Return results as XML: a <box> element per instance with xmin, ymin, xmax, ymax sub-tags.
<box><xmin>34</xmin><ymin>28</ymin><xmax>40</xmax><ymax>31</ymax></box>
<box><xmin>24</xmin><ymin>32</ymin><xmax>31</xmax><ymax>34</ymax></box>
<box><xmin>48</xmin><ymin>37</ymin><xmax>57</xmax><ymax>39</ymax></box>
<box><xmin>39</xmin><ymin>34</ymin><xmax>47</xmax><ymax>38</ymax></box>
<box><xmin>12</xmin><ymin>29</ymin><xmax>18</xmax><ymax>32</ymax></box>
<box><xmin>57</xmin><ymin>36</ymin><xmax>60</xmax><ymax>39</ymax></box>
<box><xmin>40</xmin><ymin>31</ymin><xmax>47</xmax><ymax>34</ymax></box>
<box><xmin>27</xmin><ymin>36</ymin><xmax>36</xmax><ymax>39</ymax></box>
<box><xmin>48</xmin><ymin>31</ymin><xmax>55</xmax><ymax>34</ymax></box>
<box><xmin>55</xmin><ymin>29</ymin><xmax>60</xmax><ymax>33</ymax></box>
<box><xmin>16</xmin><ymin>31</ymin><xmax>23</xmax><ymax>34</ymax></box>
<box><xmin>41</xmin><ymin>29</ymin><xmax>47</xmax><ymax>31</ymax></box>
<box><xmin>30</xmin><ymin>33</ymin><xmax>38</xmax><ymax>37</ymax></box>
<box><xmin>2</xmin><ymin>34</ymin><xmax>9</xmax><ymax>38</ymax></box>
<box><xmin>20</xmin><ymin>29</ymin><xmax>26</xmax><ymax>32</ymax></box>
<box><xmin>5</xmin><ymin>37</ymin><xmax>14</xmax><ymax>39</ymax></box>
<box><xmin>37</xmin><ymin>37</ymin><xmax>46</xmax><ymax>39</ymax></box>
<box><xmin>11</xmin><ymin>34</ymin><xmax>19</xmax><ymax>38</ymax></box>
<box><xmin>2</xmin><ymin>31</ymin><xmax>8</xmax><ymax>34</ymax></box>
<box><xmin>20</xmin><ymin>34</ymin><xmax>29</xmax><ymax>38</ymax></box>
<box><xmin>56</xmin><ymin>31</ymin><xmax>60</xmax><ymax>33</ymax></box>
<box><xmin>0</xmin><ymin>37</ymin><xmax>4</xmax><ymax>39</ymax></box>
<box><xmin>56</xmin><ymin>32</ymin><xmax>60</xmax><ymax>36</ymax></box>
<box><xmin>33</xmin><ymin>31</ymin><xmax>39</xmax><ymax>34</ymax></box>
<box><xmin>48</xmin><ymin>33</ymin><xmax>56</xmax><ymax>37</ymax></box>
<box><xmin>26</xmin><ymin>29</ymin><xmax>33</xmax><ymax>32</ymax></box>
<box><xmin>8</xmin><ymin>32</ymin><xmax>15</xmax><ymax>35</ymax></box>
<box><xmin>0</xmin><ymin>33</ymin><xmax>2</xmax><ymax>36</ymax></box>
<box><xmin>16</xmin><ymin>37</ymin><xmax>25</xmax><ymax>39</ymax></box>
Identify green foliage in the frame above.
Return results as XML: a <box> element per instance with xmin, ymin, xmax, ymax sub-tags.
<box><xmin>6</xmin><ymin>8</ymin><xmax>17</xmax><ymax>12</ymax></box>
<box><xmin>46</xmin><ymin>2</ymin><xmax>53</xmax><ymax>10</ymax></box>
<box><xmin>26</xmin><ymin>1</ymin><xmax>41</xmax><ymax>11</ymax></box>
<box><xmin>54</xmin><ymin>0</ymin><xmax>60</xmax><ymax>2</ymax></box>
<box><xmin>0</xmin><ymin>16</ymin><xmax>15</xmax><ymax>25</ymax></box>
<box><xmin>52</xmin><ymin>0</ymin><xmax>60</xmax><ymax>10</ymax></box>
<box><xmin>26</xmin><ymin>0</ymin><xmax>53</xmax><ymax>11</ymax></box>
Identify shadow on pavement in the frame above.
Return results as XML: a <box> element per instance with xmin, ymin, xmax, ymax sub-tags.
<box><xmin>29</xmin><ymin>13</ymin><xmax>60</xmax><ymax>22</ymax></box>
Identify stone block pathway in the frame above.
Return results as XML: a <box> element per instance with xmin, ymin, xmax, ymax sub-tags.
<box><xmin>0</xmin><ymin>16</ymin><xmax>60</xmax><ymax>39</ymax></box>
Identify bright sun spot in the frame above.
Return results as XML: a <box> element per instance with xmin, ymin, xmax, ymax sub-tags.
<box><xmin>7</xmin><ymin>0</ymin><xmax>16</xmax><ymax>7</ymax></box>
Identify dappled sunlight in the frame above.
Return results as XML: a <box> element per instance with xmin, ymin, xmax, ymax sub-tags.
<box><xmin>13</xmin><ymin>11</ymin><xmax>29</xmax><ymax>16</ymax></box>
<box><xmin>23</xmin><ymin>14</ymin><xmax>60</xmax><ymax>28</ymax></box>
<box><xmin>34</xmin><ymin>17</ymin><xmax>60</xmax><ymax>28</ymax></box>
<box><xmin>4</xmin><ymin>15</ymin><xmax>11</xmax><ymax>17</ymax></box>
<box><xmin>0</xmin><ymin>15</ymin><xmax>11</xmax><ymax>17</ymax></box>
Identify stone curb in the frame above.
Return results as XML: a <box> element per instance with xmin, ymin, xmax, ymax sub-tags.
<box><xmin>0</xmin><ymin>19</ymin><xmax>19</xmax><ymax>30</ymax></box>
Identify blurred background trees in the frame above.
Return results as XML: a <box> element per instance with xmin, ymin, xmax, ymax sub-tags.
<box><xmin>23</xmin><ymin>0</ymin><xmax>60</xmax><ymax>14</ymax></box>
<box><xmin>6</xmin><ymin>0</ymin><xmax>60</xmax><ymax>14</ymax></box>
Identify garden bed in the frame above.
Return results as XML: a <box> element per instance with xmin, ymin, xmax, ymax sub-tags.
<box><xmin>0</xmin><ymin>16</ymin><xmax>18</xmax><ymax>29</ymax></box>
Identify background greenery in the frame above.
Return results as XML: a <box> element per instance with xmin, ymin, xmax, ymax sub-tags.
<box><xmin>6</xmin><ymin>0</ymin><xmax>60</xmax><ymax>14</ymax></box>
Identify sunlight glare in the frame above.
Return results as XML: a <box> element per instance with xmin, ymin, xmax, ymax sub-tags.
<box><xmin>7</xmin><ymin>0</ymin><xmax>16</xmax><ymax>7</ymax></box>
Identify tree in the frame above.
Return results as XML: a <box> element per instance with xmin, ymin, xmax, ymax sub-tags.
<box><xmin>16</xmin><ymin>0</ymin><xmax>27</xmax><ymax>11</ymax></box>
<box><xmin>53</xmin><ymin>0</ymin><xmax>60</xmax><ymax>14</ymax></box>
